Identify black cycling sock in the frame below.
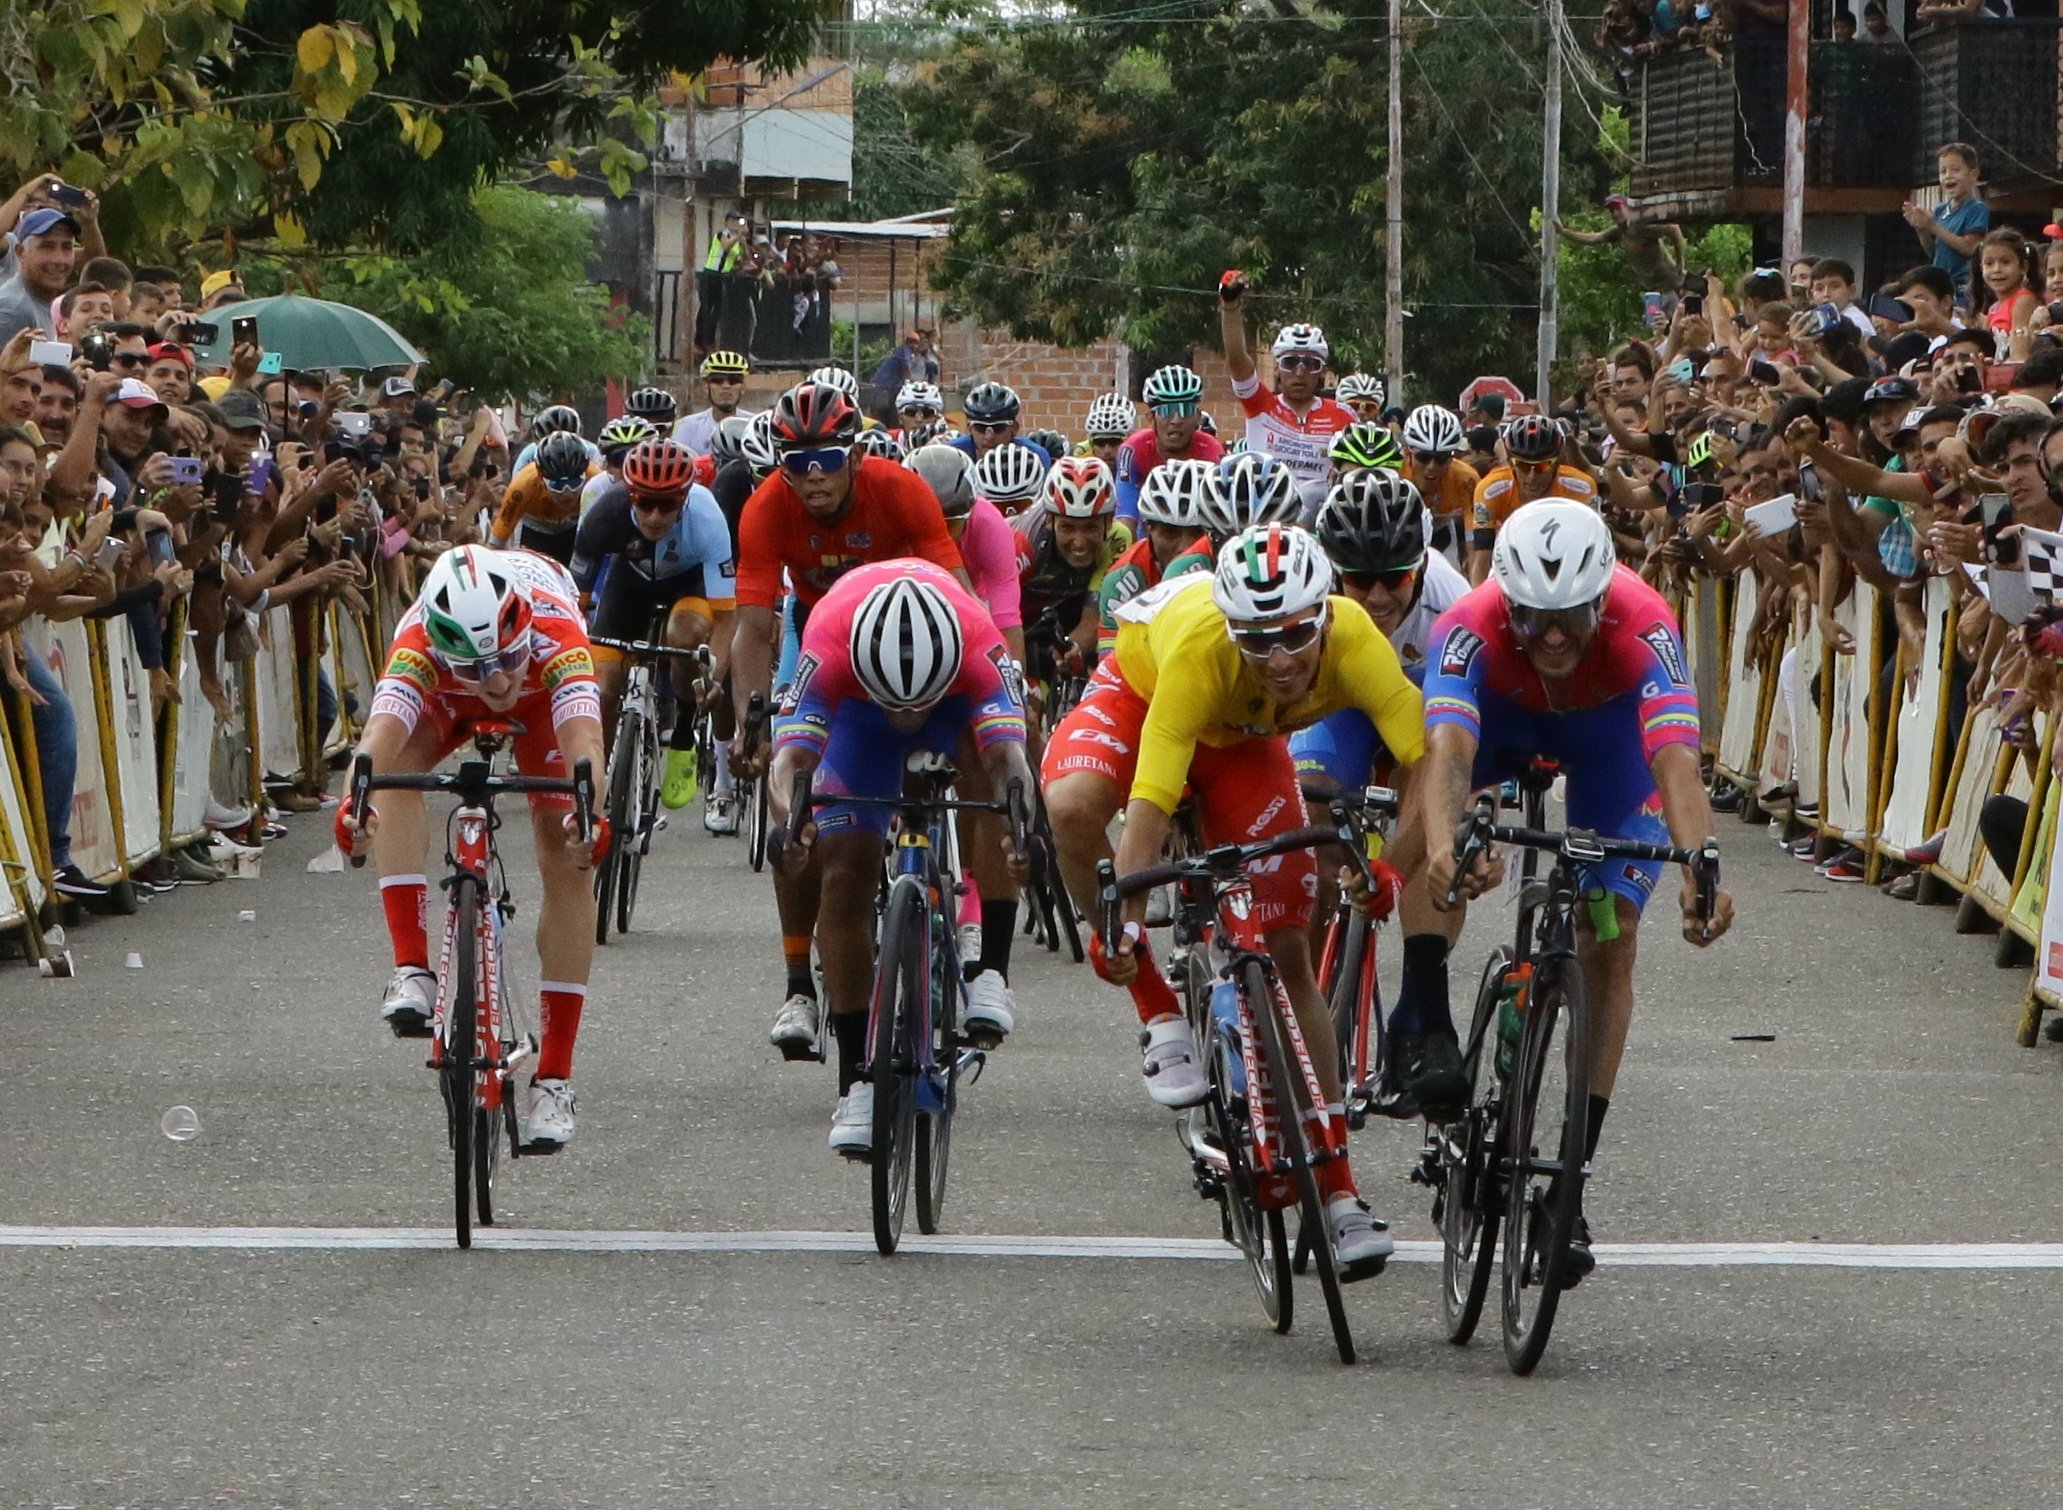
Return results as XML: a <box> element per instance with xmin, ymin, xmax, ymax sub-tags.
<box><xmin>669</xmin><ymin>702</ymin><xmax>697</xmax><ymax>751</ymax></box>
<box><xmin>832</xmin><ymin>1010</ymin><xmax>869</xmax><ymax>1095</ymax></box>
<box><xmin>1583</xmin><ymin>1094</ymin><xmax>1609</xmax><ymax>1166</ymax></box>
<box><xmin>976</xmin><ymin>898</ymin><xmax>1018</xmax><ymax>982</ymax></box>
<box><xmin>1389</xmin><ymin>933</ymin><xmax>1452</xmax><ymax>1039</ymax></box>
<box><xmin>786</xmin><ymin>963</ymin><xmax>816</xmax><ymax>1001</ymax></box>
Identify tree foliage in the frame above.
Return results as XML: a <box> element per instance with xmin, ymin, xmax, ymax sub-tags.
<box><xmin>895</xmin><ymin>0</ymin><xmax>1617</xmax><ymax>402</ymax></box>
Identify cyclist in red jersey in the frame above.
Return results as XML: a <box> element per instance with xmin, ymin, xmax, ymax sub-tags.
<box><xmin>1218</xmin><ymin>273</ymin><xmax>1355</xmax><ymax>516</ymax></box>
<box><xmin>336</xmin><ymin>545</ymin><xmax>606</xmax><ymax>1150</ymax></box>
<box><xmin>727</xmin><ymin>381</ymin><xmax>981</xmax><ymax>1065</ymax></box>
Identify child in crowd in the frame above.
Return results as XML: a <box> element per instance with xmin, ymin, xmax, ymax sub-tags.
<box><xmin>1978</xmin><ymin>228</ymin><xmax>2038</xmax><ymax>360</ymax></box>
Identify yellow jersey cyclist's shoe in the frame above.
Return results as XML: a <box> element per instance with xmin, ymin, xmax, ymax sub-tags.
<box><xmin>661</xmin><ymin>747</ymin><xmax>699</xmax><ymax>809</ymax></box>
<box><xmin>1327</xmin><ymin>1195</ymin><xmax>1394</xmax><ymax>1282</ymax></box>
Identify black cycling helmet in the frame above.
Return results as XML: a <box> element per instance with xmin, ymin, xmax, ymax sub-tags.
<box><xmin>1024</xmin><ymin>427</ymin><xmax>1070</xmax><ymax>461</ymax></box>
<box><xmin>534</xmin><ymin>430</ymin><xmax>591</xmax><ymax>486</ymax></box>
<box><xmin>530</xmin><ymin>404</ymin><xmax>582</xmax><ymax>440</ymax></box>
<box><xmin>962</xmin><ymin>381</ymin><xmax>1022</xmax><ymax>424</ymax></box>
<box><xmin>1501</xmin><ymin>413</ymin><xmax>1563</xmax><ymax>463</ymax></box>
<box><xmin>626</xmin><ymin>386</ymin><xmax>679</xmax><ymax>422</ymax></box>
<box><xmin>1314</xmin><ymin>470</ymin><xmax>1427</xmax><ymax>574</ymax></box>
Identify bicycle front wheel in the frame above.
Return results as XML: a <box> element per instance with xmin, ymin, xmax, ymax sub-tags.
<box><xmin>1440</xmin><ymin>946</ymin><xmax>1509</xmax><ymax>1345</ymax></box>
<box><xmin>1501</xmin><ymin>955</ymin><xmax>1592</xmax><ymax>1376</ymax></box>
<box><xmin>870</xmin><ymin>877</ymin><xmax>927</xmax><ymax>1254</ymax></box>
<box><xmin>1206</xmin><ymin>1001</ymin><xmax>1290</xmax><ymax>1334</ymax></box>
<box><xmin>595</xmin><ymin>711</ymin><xmax>641</xmax><ymax>945</ymax></box>
<box><xmin>745</xmin><ymin>761</ymin><xmax>769</xmax><ymax>871</ymax></box>
<box><xmin>617</xmin><ymin>721</ymin><xmax>654</xmax><ymax>935</ymax></box>
<box><xmin>1244</xmin><ymin>959</ymin><xmax>1354</xmax><ymax>1366</ymax></box>
<box><xmin>445</xmin><ymin>878</ymin><xmax>482</xmax><ymax>1250</ymax></box>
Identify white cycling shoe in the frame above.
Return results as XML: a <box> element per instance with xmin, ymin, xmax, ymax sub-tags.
<box><xmin>379</xmin><ymin>966</ymin><xmax>437</xmax><ymax>1037</ymax></box>
<box><xmin>1139</xmin><ymin>1017</ymin><xmax>1207</xmax><ymax>1108</ymax></box>
<box><xmin>830</xmin><ymin>1083</ymin><xmax>873</xmax><ymax>1158</ymax></box>
<box><xmin>963</xmin><ymin>969</ymin><xmax>1014</xmax><ymax>1043</ymax></box>
<box><xmin>1327</xmin><ymin>1194</ymin><xmax>1393</xmax><ymax>1282</ymax></box>
<box><xmin>524</xmin><ymin>1078</ymin><xmax>576</xmax><ymax>1149</ymax></box>
<box><xmin>770</xmin><ymin>994</ymin><xmax>821</xmax><ymax>1061</ymax></box>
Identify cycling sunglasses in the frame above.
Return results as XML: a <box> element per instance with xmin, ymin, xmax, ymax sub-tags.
<box><xmin>630</xmin><ymin>490</ymin><xmax>685</xmax><ymax>514</ymax></box>
<box><xmin>778</xmin><ymin>444</ymin><xmax>852</xmax><ymax>477</ymax></box>
<box><xmin>1229</xmin><ymin>613</ymin><xmax>1325</xmax><ymax>658</ymax></box>
<box><xmin>542</xmin><ymin>475</ymin><xmax>586</xmax><ymax>494</ymax></box>
<box><xmin>1341</xmin><ymin>564</ymin><xmax>1418</xmax><ymax>594</ymax></box>
<box><xmin>1509</xmin><ymin>601</ymin><xmax>1602</xmax><ymax>641</ymax></box>
<box><xmin>1149</xmin><ymin>400</ymin><xmax>1200</xmax><ymax>419</ymax></box>
<box><xmin>1510</xmin><ymin>454</ymin><xmax>1559</xmax><ymax>473</ymax></box>
<box><xmin>438</xmin><ymin>636</ymin><xmax>532</xmax><ymax>684</ymax></box>
<box><xmin>1275</xmin><ymin>354</ymin><xmax>1325</xmax><ymax>372</ymax></box>
<box><xmin>1409</xmin><ymin>448</ymin><xmax>1454</xmax><ymax>465</ymax></box>
<box><xmin>898</xmin><ymin>405</ymin><xmax>941</xmax><ymax>420</ymax></box>
<box><xmin>968</xmin><ymin>420</ymin><xmax>1014</xmax><ymax>435</ymax></box>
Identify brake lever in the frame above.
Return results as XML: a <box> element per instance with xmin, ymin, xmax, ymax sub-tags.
<box><xmin>571</xmin><ymin>757</ymin><xmax>595</xmax><ymax>845</ymax></box>
<box><xmin>1094</xmin><ymin>857</ymin><xmax>1120</xmax><ymax>957</ymax></box>
<box><xmin>346</xmin><ymin>753</ymin><xmax>373</xmax><ymax>870</ymax></box>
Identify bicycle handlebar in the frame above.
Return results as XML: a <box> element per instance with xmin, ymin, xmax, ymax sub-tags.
<box><xmin>1445</xmin><ymin>791</ymin><xmax>1721</xmax><ymax>917</ymax></box>
<box><xmin>588</xmin><ymin>637</ymin><xmax>711</xmax><ymax>661</ymax></box>
<box><xmin>1095</xmin><ymin>821</ymin><xmax>1348</xmax><ymax>956</ymax></box>
<box><xmin>345</xmin><ymin>749</ymin><xmax>595</xmax><ymax>871</ymax></box>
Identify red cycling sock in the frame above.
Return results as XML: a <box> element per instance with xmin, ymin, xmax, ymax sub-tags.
<box><xmin>379</xmin><ymin>874</ymin><xmax>428</xmax><ymax>969</ymax></box>
<box><xmin>1318</xmin><ymin>1106</ymin><xmax>1358</xmax><ymax>1200</ymax></box>
<box><xmin>1128</xmin><ymin>948</ymin><xmax>1182</xmax><ymax>1027</ymax></box>
<box><xmin>536</xmin><ymin>981</ymin><xmax>587</xmax><ymax>1080</ymax></box>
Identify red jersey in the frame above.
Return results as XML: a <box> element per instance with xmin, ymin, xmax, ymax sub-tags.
<box><xmin>1230</xmin><ymin>375</ymin><xmax>1355</xmax><ymax>510</ymax></box>
<box><xmin>733</xmin><ymin>455</ymin><xmax>965</xmax><ymax>611</ymax></box>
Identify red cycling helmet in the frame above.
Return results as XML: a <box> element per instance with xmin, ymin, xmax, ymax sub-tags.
<box><xmin>622</xmin><ymin>438</ymin><xmax>696</xmax><ymax>500</ymax></box>
<box><xmin>771</xmin><ymin>381</ymin><xmax>861</xmax><ymax>448</ymax></box>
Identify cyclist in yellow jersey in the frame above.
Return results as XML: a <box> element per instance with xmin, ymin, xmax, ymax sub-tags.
<box><xmin>1045</xmin><ymin>524</ymin><xmax>1425</xmax><ymax>1277</ymax></box>
<box><xmin>1468</xmin><ymin>413</ymin><xmax>1598</xmax><ymax>583</ymax></box>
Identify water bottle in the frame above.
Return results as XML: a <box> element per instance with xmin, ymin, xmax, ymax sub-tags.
<box><xmin>1210</xmin><ymin>978</ymin><xmax>1246</xmax><ymax>1097</ymax></box>
<box><xmin>1493</xmin><ymin>965</ymin><xmax>1532</xmax><ymax>1085</ymax></box>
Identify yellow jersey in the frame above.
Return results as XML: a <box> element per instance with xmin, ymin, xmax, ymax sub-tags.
<box><xmin>1470</xmin><ymin>463</ymin><xmax>1598</xmax><ymax>536</ymax></box>
<box><xmin>1111</xmin><ymin>573</ymin><xmax>1425</xmax><ymax>813</ymax></box>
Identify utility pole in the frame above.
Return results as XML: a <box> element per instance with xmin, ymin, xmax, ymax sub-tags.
<box><xmin>1535</xmin><ymin>0</ymin><xmax>1562</xmax><ymax>410</ymax></box>
<box><xmin>1385</xmin><ymin>0</ymin><xmax>1404</xmax><ymax>404</ymax></box>
<box><xmin>1781</xmin><ymin>0</ymin><xmax>1808</xmax><ymax>269</ymax></box>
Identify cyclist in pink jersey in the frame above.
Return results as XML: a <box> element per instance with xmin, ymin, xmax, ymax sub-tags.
<box><xmin>767</xmin><ymin>560</ymin><xmax>1034</xmax><ymax>1155</ymax></box>
<box><xmin>906</xmin><ymin>442</ymin><xmax>1025</xmax><ymax>663</ymax></box>
<box><xmin>1420</xmin><ymin>501</ymin><xmax>1733</xmax><ymax>1279</ymax></box>
<box><xmin>1218</xmin><ymin>272</ymin><xmax>1355</xmax><ymax>515</ymax></box>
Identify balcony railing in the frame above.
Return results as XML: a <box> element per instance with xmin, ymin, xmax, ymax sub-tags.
<box><xmin>1628</xmin><ymin>22</ymin><xmax>2063</xmax><ymax>203</ymax></box>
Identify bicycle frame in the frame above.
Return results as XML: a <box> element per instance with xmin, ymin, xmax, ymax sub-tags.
<box><xmin>431</xmin><ymin>794</ymin><xmax>528</xmax><ymax>1113</ymax></box>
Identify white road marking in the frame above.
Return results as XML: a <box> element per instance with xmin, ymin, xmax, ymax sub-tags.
<box><xmin>1</xmin><ymin>1225</ymin><xmax>2061</xmax><ymax>1269</ymax></box>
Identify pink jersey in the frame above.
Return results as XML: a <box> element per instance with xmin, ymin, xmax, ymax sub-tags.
<box><xmin>958</xmin><ymin>497</ymin><xmax>1023</xmax><ymax>630</ymax></box>
<box><xmin>777</xmin><ymin>558</ymin><xmax>1026</xmax><ymax>757</ymax></box>
<box><xmin>1230</xmin><ymin>375</ymin><xmax>1355</xmax><ymax>510</ymax></box>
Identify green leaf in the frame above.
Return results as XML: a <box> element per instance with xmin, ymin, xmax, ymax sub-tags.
<box><xmin>295</xmin><ymin>25</ymin><xmax>333</xmax><ymax>73</ymax></box>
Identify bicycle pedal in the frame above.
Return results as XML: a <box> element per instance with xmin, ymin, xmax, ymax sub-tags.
<box><xmin>518</xmin><ymin>1138</ymin><xmax>563</xmax><ymax>1157</ymax></box>
<box><xmin>773</xmin><ymin>1038</ymin><xmax>820</xmax><ymax>1064</ymax></box>
<box><xmin>652</xmin><ymin>815</ymin><xmax>669</xmax><ymax>833</ymax></box>
<box><xmin>962</xmin><ymin>1024</ymin><xmax>1004</xmax><ymax>1052</ymax></box>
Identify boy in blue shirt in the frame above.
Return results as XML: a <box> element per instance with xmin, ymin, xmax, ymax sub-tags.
<box><xmin>1903</xmin><ymin>141</ymin><xmax>1989</xmax><ymax>310</ymax></box>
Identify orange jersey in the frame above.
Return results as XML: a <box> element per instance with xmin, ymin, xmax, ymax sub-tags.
<box><xmin>491</xmin><ymin>461</ymin><xmax>599</xmax><ymax>544</ymax></box>
<box><xmin>1404</xmin><ymin>456</ymin><xmax>1481</xmax><ymax>519</ymax></box>
<box><xmin>1470</xmin><ymin>464</ymin><xmax>1598</xmax><ymax>535</ymax></box>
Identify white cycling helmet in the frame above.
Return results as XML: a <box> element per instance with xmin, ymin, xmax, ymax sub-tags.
<box><xmin>852</xmin><ymin>427</ymin><xmax>908</xmax><ymax>462</ymax></box>
<box><xmin>1042</xmin><ymin>455</ymin><xmax>1116</xmax><ymax>518</ymax></box>
<box><xmin>851</xmin><ymin>575</ymin><xmax>964</xmax><ymax>711</ymax></box>
<box><xmin>1202</xmin><ymin>451</ymin><xmax>1300</xmax><ymax>535</ymax></box>
<box><xmin>417</xmin><ymin>545</ymin><xmax>534</xmax><ymax>670</ymax></box>
<box><xmin>1084</xmin><ymin>392</ymin><xmax>1136</xmax><ymax>441</ymax></box>
<box><xmin>1492</xmin><ymin>500</ymin><xmax>1617</xmax><ymax>611</ymax></box>
<box><xmin>906</xmin><ymin>443</ymin><xmax>978</xmax><ymax>518</ymax></box>
<box><xmin>1213</xmin><ymin>524</ymin><xmax>1334</xmax><ymax>625</ymax></box>
<box><xmin>1335</xmin><ymin>373</ymin><xmax>1385</xmax><ymax>406</ymax></box>
<box><xmin>896</xmin><ymin>380</ymin><xmax>944</xmax><ymax>414</ymax></box>
<box><xmin>1137</xmin><ymin>456</ymin><xmax>1214</xmax><ymax>530</ymax></box>
<box><xmin>740</xmin><ymin>410</ymin><xmax>779</xmax><ymax>477</ymax></box>
<box><xmin>973</xmin><ymin>442</ymin><xmax>1048</xmax><ymax>508</ymax></box>
<box><xmin>1270</xmin><ymin>323</ymin><xmax>1330</xmax><ymax>362</ymax></box>
<box><xmin>807</xmin><ymin>365</ymin><xmax>860</xmax><ymax>400</ymax></box>
<box><xmin>1402</xmin><ymin>403</ymin><xmax>1465</xmax><ymax>455</ymax></box>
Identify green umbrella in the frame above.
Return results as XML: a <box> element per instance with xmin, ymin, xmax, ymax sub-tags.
<box><xmin>190</xmin><ymin>293</ymin><xmax>423</xmax><ymax>373</ymax></box>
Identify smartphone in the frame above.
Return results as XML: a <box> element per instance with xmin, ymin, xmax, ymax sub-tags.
<box><xmin>1680</xmin><ymin>481</ymin><xmax>1725</xmax><ymax>512</ymax></box>
<box><xmin>1642</xmin><ymin>291</ymin><xmax>1666</xmax><ymax>326</ymax></box>
<box><xmin>28</xmin><ymin>339</ymin><xmax>71</xmax><ymax>366</ymax></box>
<box><xmin>44</xmin><ymin>180</ymin><xmax>89</xmax><ymax>208</ymax></box>
<box><xmin>1682</xmin><ymin>293</ymin><xmax>1704</xmax><ymax>317</ymax></box>
<box><xmin>323</xmin><ymin>440</ymin><xmax>353</xmax><ymax>466</ymax></box>
<box><xmin>1799</xmin><ymin>459</ymin><xmax>1823</xmax><ymax>504</ymax></box>
<box><xmin>1979</xmin><ymin>490</ymin><xmax>2012</xmax><ymax>543</ymax></box>
<box><xmin>1747</xmin><ymin>357</ymin><xmax>1781</xmax><ymax>387</ymax></box>
<box><xmin>167</xmin><ymin>456</ymin><xmax>204</xmax><ymax>486</ymax></box>
<box><xmin>248</xmin><ymin>454</ymin><xmax>274</xmax><ymax>497</ymax></box>
<box><xmin>255</xmin><ymin>351</ymin><xmax>283</xmax><ymax>376</ymax></box>
<box><xmin>94</xmin><ymin>535</ymin><xmax>126</xmax><ymax>569</ymax></box>
<box><xmin>413</xmin><ymin>476</ymin><xmax>432</xmax><ymax>501</ymax></box>
<box><xmin>231</xmin><ymin>316</ymin><xmax>258</xmax><ymax>348</ymax></box>
<box><xmin>1957</xmin><ymin>364</ymin><xmax>1983</xmax><ymax>395</ymax></box>
<box><xmin>147</xmin><ymin>530</ymin><xmax>176</xmax><ymax>568</ymax></box>
<box><xmin>333</xmin><ymin>411</ymin><xmax>372</xmax><ymax>438</ymax></box>
<box><xmin>2049</xmin><ymin>301</ymin><xmax>2063</xmax><ymax>326</ymax></box>
<box><xmin>185</xmin><ymin>321</ymin><xmax>219</xmax><ymax>346</ymax></box>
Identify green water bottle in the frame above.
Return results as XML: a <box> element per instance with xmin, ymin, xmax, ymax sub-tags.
<box><xmin>1493</xmin><ymin>965</ymin><xmax>1532</xmax><ymax>1084</ymax></box>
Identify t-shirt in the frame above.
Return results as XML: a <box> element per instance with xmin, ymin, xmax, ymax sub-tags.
<box><xmin>1110</xmin><ymin>572</ymin><xmax>1426</xmax><ymax>813</ymax></box>
<box><xmin>733</xmin><ymin>454</ymin><xmax>964</xmax><ymax>611</ymax></box>
<box><xmin>958</xmin><ymin>498</ymin><xmax>1023</xmax><ymax>631</ymax></box>
<box><xmin>1933</xmin><ymin>197</ymin><xmax>1991</xmax><ymax>303</ymax></box>
<box><xmin>0</xmin><ymin>275</ymin><xmax>45</xmax><ymax>344</ymax></box>
<box><xmin>776</xmin><ymin>558</ymin><xmax>1025</xmax><ymax>758</ymax></box>
<box><xmin>1470</xmin><ymin>464</ymin><xmax>1599</xmax><ymax>537</ymax></box>
<box><xmin>1112</xmin><ymin>426</ymin><xmax>1226</xmax><ymax>521</ymax></box>
<box><xmin>1228</xmin><ymin>377</ymin><xmax>1355</xmax><ymax>512</ymax></box>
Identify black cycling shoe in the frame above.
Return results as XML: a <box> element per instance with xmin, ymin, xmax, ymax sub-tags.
<box><xmin>1562</xmin><ymin>1213</ymin><xmax>1596</xmax><ymax>1287</ymax></box>
<box><xmin>1384</xmin><ymin>1031</ymin><xmax>1469</xmax><ymax>1122</ymax></box>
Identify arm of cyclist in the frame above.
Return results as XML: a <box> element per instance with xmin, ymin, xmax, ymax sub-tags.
<box><xmin>332</xmin><ymin>709</ymin><xmax>412</xmax><ymax>855</ymax></box>
<box><xmin>727</xmin><ymin>602</ymin><xmax>778</xmax><ymax>772</ymax></box>
<box><xmin>982</xmin><ymin>738</ymin><xmax>1036</xmax><ymax>888</ymax></box>
<box><xmin>1099</xmin><ymin>795</ymin><xmax>1175</xmax><ymax>986</ymax></box>
<box><xmin>553</xmin><ymin>710</ymin><xmax>607</xmax><ymax>870</ymax></box>
<box><xmin>1417</xmin><ymin>723</ymin><xmax>1502</xmax><ymax>906</ymax></box>
<box><xmin>1651</xmin><ymin>741</ymin><xmax>1733</xmax><ymax>945</ymax></box>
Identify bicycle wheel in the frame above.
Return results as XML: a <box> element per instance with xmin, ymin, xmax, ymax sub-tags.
<box><xmin>1243</xmin><ymin>959</ymin><xmax>1354</xmax><ymax>1365</ymax></box>
<box><xmin>617</xmin><ymin>721</ymin><xmax>653</xmax><ymax>936</ymax></box>
<box><xmin>474</xmin><ymin>935</ymin><xmax>518</xmax><ymax>1228</ymax></box>
<box><xmin>1322</xmin><ymin>908</ymin><xmax>1367</xmax><ymax>1095</ymax></box>
<box><xmin>445</xmin><ymin>878</ymin><xmax>481</xmax><ymax>1250</ymax></box>
<box><xmin>870</xmin><ymin>877</ymin><xmax>927</xmax><ymax>1255</ymax></box>
<box><xmin>916</xmin><ymin>924</ymin><xmax>959</xmax><ymax>1234</ymax></box>
<box><xmin>595</xmin><ymin>710</ymin><xmax>641</xmax><ymax>946</ymax></box>
<box><xmin>1204</xmin><ymin>996</ymin><xmax>1291</xmax><ymax>1333</ymax></box>
<box><xmin>1440</xmin><ymin>946</ymin><xmax>1509</xmax><ymax>1345</ymax></box>
<box><xmin>1501</xmin><ymin>955</ymin><xmax>1592</xmax><ymax>1375</ymax></box>
<box><xmin>745</xmin><ymin>761</ymin><xmax>769</xmax><ymax>870</ymax></box>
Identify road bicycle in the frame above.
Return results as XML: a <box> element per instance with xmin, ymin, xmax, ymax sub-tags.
<box><xmin>1310</xmin><ymin>784</ymin><xmax>1402</xmax><ymax>1128</ymax></box>
<box><xmin>781</xmin><ymin>759</ymin><xmax>1029</xmax><ymax>1254</ymax></box>
<box><xmin>1020</xmin><ymin>794</ymin><xmax>1085</xmax><ymax>962</ymax></box>
<box><xmin>1431</xmin><ymin>760</ymin><xmax>1717</xmax><ymax>1374</ymax></box>
<box><xmin>738</xmin><ymin>693</ymin><xmax>771</xmax><ymax>870</ymax></box>
<box><xmin>1097</xmin><ymin>808</ymin><xmax>1370</xmax><ymax>1365</ymax></box>
<box><xmin>347</xmin><ymin>723</ymin><xmax>595</xmax><ymax>1250</ymax></box>
<box><xmin>589</xmin><ymin>633</ymin><xmax>705</xmax><ymax>943</ymax></box>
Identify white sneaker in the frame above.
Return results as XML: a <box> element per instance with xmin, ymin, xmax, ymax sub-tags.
<box><xmin>379</xmin><ymin>966</ymin><xmax>437</xmax><ymax>1036</ymax></box>
<box><xmin>1139</xmin><ymin>1016</ymin><xmax>1207</xmax><ymax>1108</ymax></box>
<box><xmin>524</xmin><ymin>1077</ymin><xmax>576</xmax><ymax>1147</ymax></box>
<box><xmin>203</xmin><ymin>797</ymin><xmax>253</xmax><ymax>831</ymax></box>
<box><xmin>830</xmin><ymin>1082</ymin><xmax>874</xmax><ymax>1156</ymax></box>
<box><xmin>957</xmin><ymin>920</ymin><xmax>982</xmax><ymax>964</ymax></box>
<box><xmin>963</xmin><ymin>969</ymin><xmax>1014</xmax><ymax>1041</ymax></box>
<box><xmin>769</xmin><ymin>993</ymin><xmax>821</xmax><ymax>1061</ymax></box>
<box><xmin>1327</xmin><ymin>1194</ymin><xmax>1394</xmax><ymax>1282</ymax></box>
<box><xmin>703</xmin><ymin>791</ymin><xmax>739</xmax><ymax>835</ymax></box>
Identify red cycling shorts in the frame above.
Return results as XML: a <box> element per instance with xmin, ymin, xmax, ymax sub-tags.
<box><xmin>1041</xmin><ymin>661</ymin><xmax>1317</xmax><ymax>930</ymax></box>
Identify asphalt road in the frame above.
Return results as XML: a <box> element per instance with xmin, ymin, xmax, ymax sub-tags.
<box><xmin>7</xmin><ymin>798</ymin><xmax>2063</xmax><ymax>1509</ymax></box>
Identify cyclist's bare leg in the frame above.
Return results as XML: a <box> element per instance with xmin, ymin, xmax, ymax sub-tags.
<box><xmin>530</xmin><ymin>799</ymin><xmax>599</xmax><ymax>1078</ymax></box>
<box><xmin>1044</xmin><ymin>768</ymin><xmax>1121</xmax><ymax>917</ymax></box>
<box><xmin>1266</xmin><ymin>923</ymin><xmax>1343</xmax><ymax>1106</ymax></box>
<box><xmin>593</xmin><ymin>656</ymin><xmax>629</xmax><ymax>756</ymax></box>
<box><xmin>774</xmin><ymin>850</ymin><xmax>823</xmax><ymax>961</ymax></box>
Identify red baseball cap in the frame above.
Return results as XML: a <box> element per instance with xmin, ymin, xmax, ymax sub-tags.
<box><xmin>146</xmin><ymin>341</ymin><xmax>192</xmax><ymax>370</ymax></box>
